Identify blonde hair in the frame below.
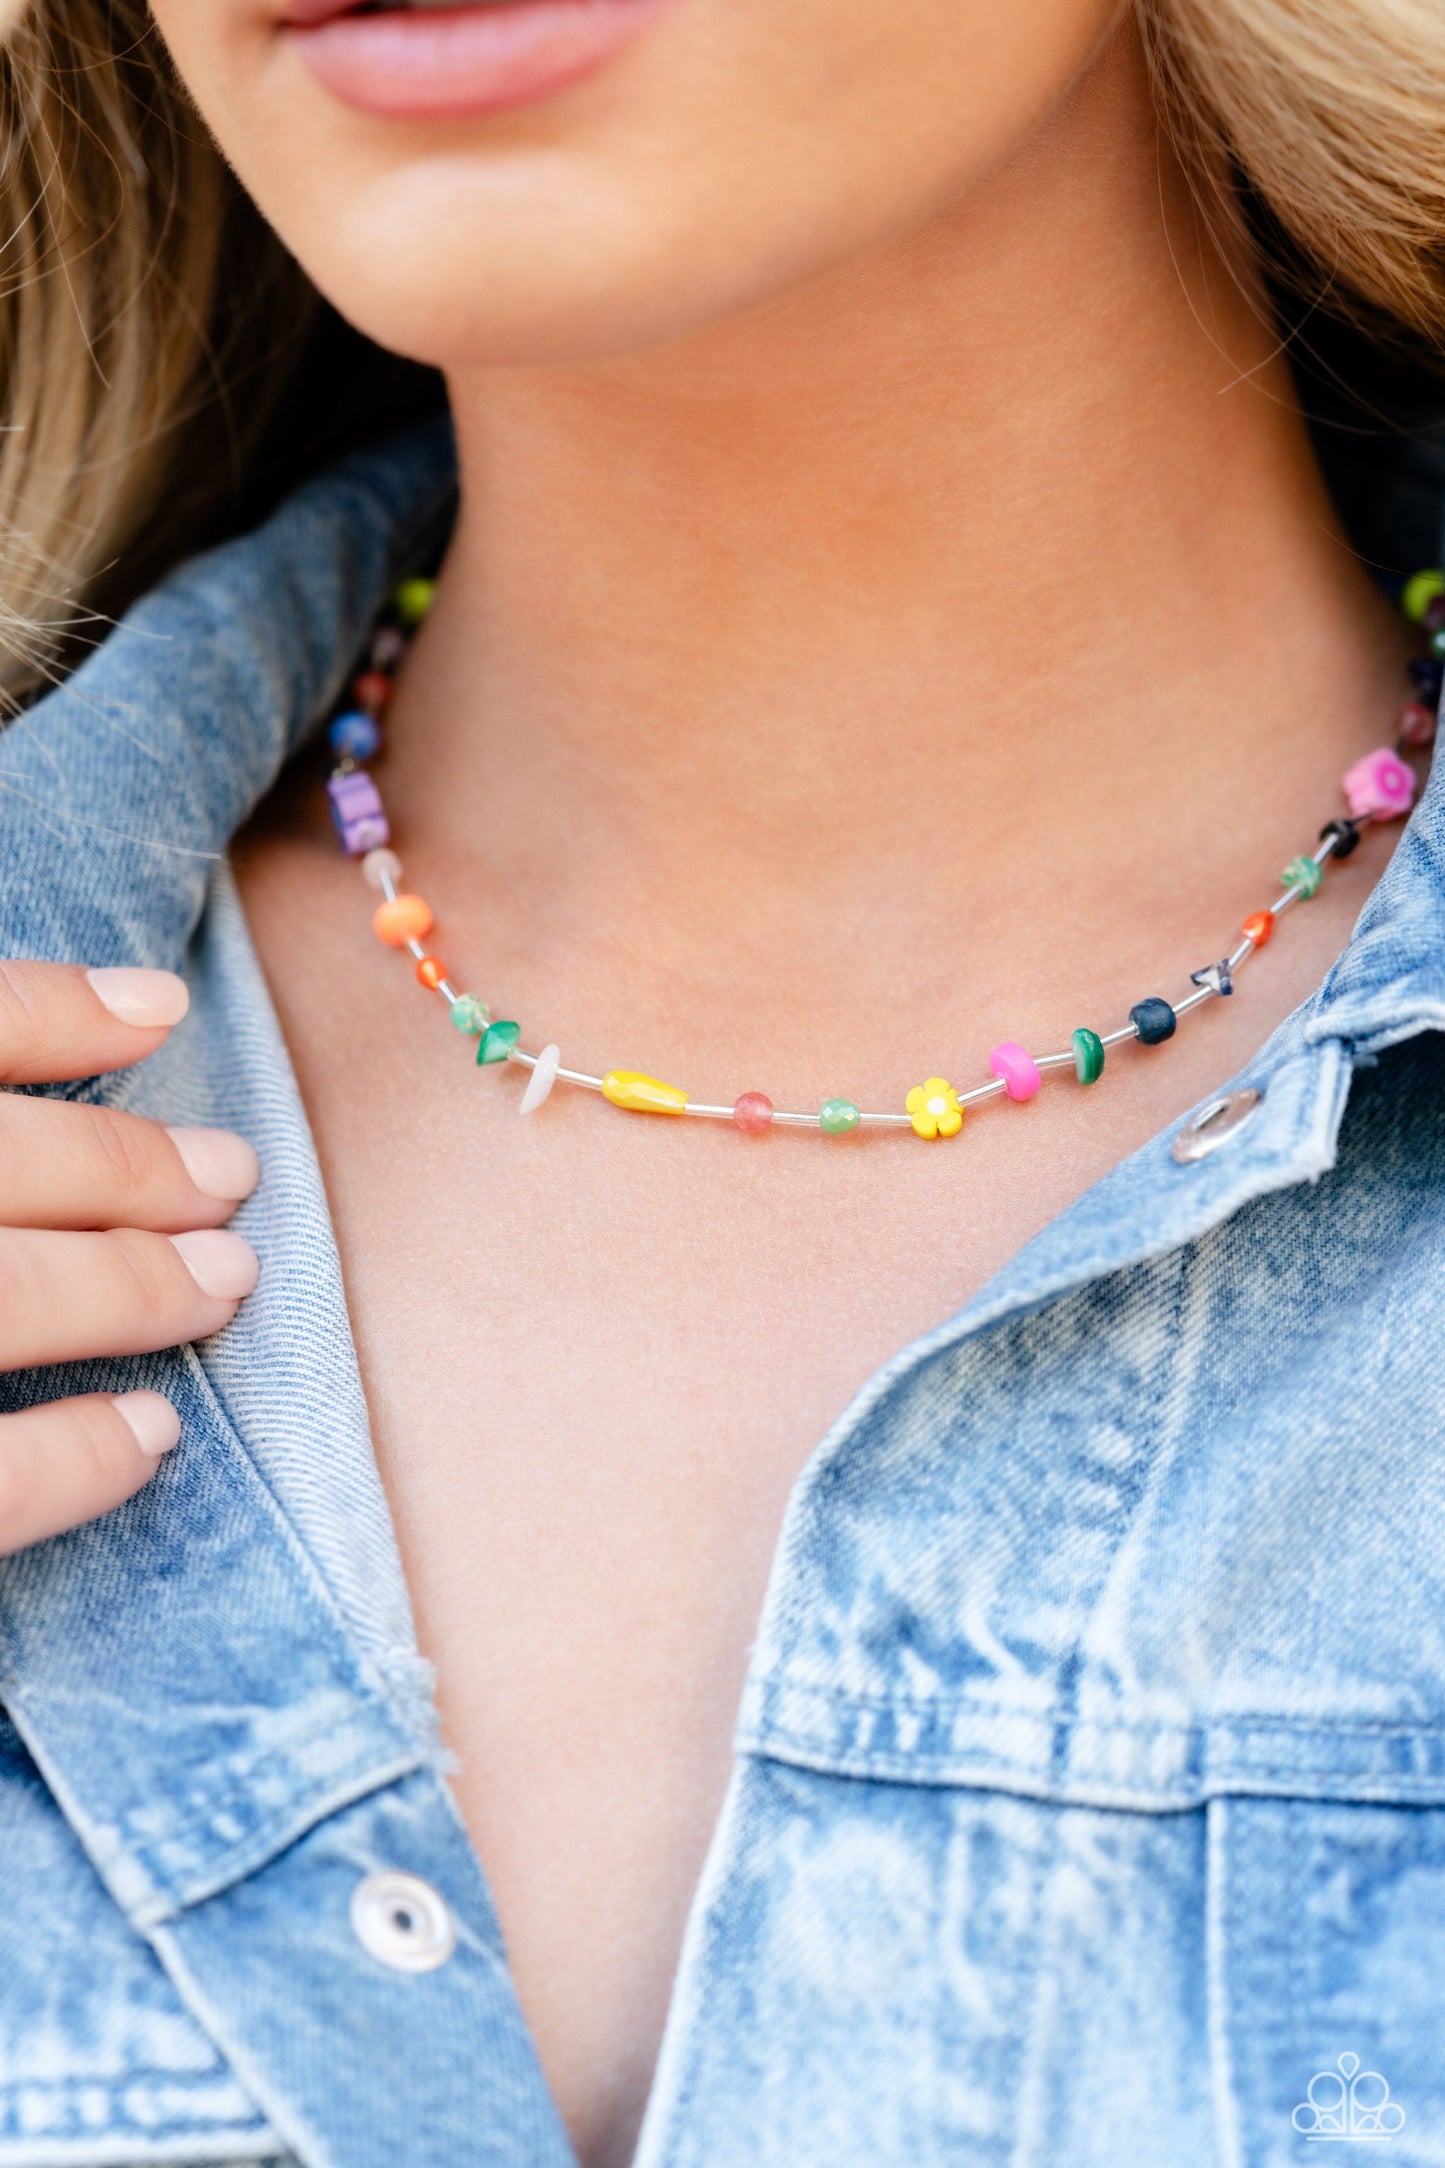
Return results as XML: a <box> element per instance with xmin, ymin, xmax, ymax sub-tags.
<box><xmin>1141</xmin><ymin>0</ymin><xmax>1445</xmax><ymax>344</ymax></box>
<box><xmin>0</xmin><ymin>0</ymin><xmax>1438</xmax><ymax>702</ymax></box>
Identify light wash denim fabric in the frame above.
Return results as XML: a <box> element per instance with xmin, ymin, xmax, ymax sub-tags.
<box><xmin>0</xmin><ymin>417</ymin><xmax>1444</xmax><ymax>2168</ymax></box>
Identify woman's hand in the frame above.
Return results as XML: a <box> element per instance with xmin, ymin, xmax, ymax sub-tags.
<box><xmin>0</xmin><ymin>961</ymin><xmax>259</xmax><ymax>1557</ymax></box>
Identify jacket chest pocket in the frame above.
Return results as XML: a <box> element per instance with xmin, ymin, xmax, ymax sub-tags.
<box><xmin>640</xmin><ymin>1738</ymin><xmax>1445</xmax><ymax>2168</ymax></box>
<box><xmin>1209</xmin><ymin>1792</ymin><xmax>1445</xmax><ymax>2167</ymax></box>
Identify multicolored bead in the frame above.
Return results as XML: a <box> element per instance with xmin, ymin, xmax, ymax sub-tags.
<box><xmin>372</xmin><ymin>893</ymin><xmax>434</xmax><ymax>946</ymax></box>
<box><xmin>732</xmin><ymin>1092</ymin><xmax>774</xmax><ymax>1134</ymax></box>
<box><xmin>328</xmin><ymin>710</ymin><xmax>382</xmax><ymax>761</ymax></box>
<box><xmin>1408</xmin><ymin>657</ymin><xmax>1442</xmax><ymax>704</ymax></box>
<box><xmin>819</xmin><ymin>1098</ymin><xmax>861</xmax><ymax>1135</ymax></box>
<box><xmin>1342</xmin><ymin>746</ymin><xmax>1415</xmax><ymax>822</ymax></box>
<box><xmin>450</xmin><ymin>994</ymin><xmax>490</xmax><ymax>1034</ymax></box>
<box><xmin>1397</xmin><ymin>701</ymin><xmax>1438</xmax><ymax>751</ymax></box>
<box><xmin>1072</xmin><ymin>1028</ymin><xmax>1104</xmax><ymax>1085</ymax></box>
<box><xmin>906</xmin><ymin>1077</ymin><xmax>962</xmax><ymax>1138</ymax></box>
<box><xmin>1402</xmin><ymin>569</ymin><xmax>1445</xmax><ymax>623</ymax></box>
<box><xmin>394</xmin><ymin>578</ymin><xmax>435</xmax><ymax>628</ymax></box>
<box><xmin>328</xmin><ymin>770</ymin><xmax>389</xmax><ymax>857</ymax></box>
<box><xmin>1190</xmin><ymin>959</ymin><xmax>1233</xmax><ymax>997</ymax></box>
<box><xmin>361</xmin><ymin>847</ymin><xmax>403</xmax><ymax>891</ymax></box>
<box><xmin>1130</xmin><ymin>997</ymin><xmax>1176</xmax><ymax>1045</ymax></box>
<box><xmin>989</xmin><ymin>1042</ymin><xmax>1041</xmax><ymax>1102</ymax></box>
<box><xmin>519</xmin><ymin>1044</ymin><xmax>561</xmax><ymax>1115</ymax></box>
<box><xmin>478</xmin><ymin>1020</ymin><xmax>521</xmax><ymax>1066</ymax></box>
<box><xmin>351</xmin><ymin>671</ymin><xmax>393</xmax><ymax>718</ymax></box>
<box><xmin>1281</xmin><ymin>854</ymin><xmax>1323</xmax><ymax>898</ymax></box>
<box><xmin>602</xmin><ymin>1069</ymin><xmax>688</xmax><ymax>1114</ymax></box>
<box><xmin>1318</xmin><ymin>818</ymin><xmax>1361</xmax><ymax>860</ymax></box>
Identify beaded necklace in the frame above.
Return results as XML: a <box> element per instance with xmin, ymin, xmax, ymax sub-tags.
<box><xmin>324</xmin><ymin>569</ymin><xmax>1445</xmax><ymax>1141</ymax></box>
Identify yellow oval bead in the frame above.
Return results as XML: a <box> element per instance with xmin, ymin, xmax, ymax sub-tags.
<box><xmin>602</xmin><ymin>1069</ymin><xmax>688</xmax><ymax>1115</ymax></box>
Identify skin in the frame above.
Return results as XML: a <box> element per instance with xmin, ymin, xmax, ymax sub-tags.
<box><xmin>0</xmin><ymin>963</ymin><xmax>259</xmax><ymax>1552</ymax></box>
<box><xmin>32</xmin><ymin>0</ymin><xmax>1421</xmax><ymax>2160</ymax></box>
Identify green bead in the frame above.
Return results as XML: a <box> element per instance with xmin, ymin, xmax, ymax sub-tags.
<box><xmin>449</xmin><ymin>994</ymin><xmax>489</xmax><ymax>1035</ymax></box>
<box><xmin>1402</xmin><ymin>569</ymin><xmax>1445</xmax><ymax>623</ymax></box>
<box><xmin>1281</xmin><ymin>854</ymin><xmax>1323</xmax><ymax>898</ymax></box>
<box><xmin>394</xmin><ymin>577</ymin><xmax>436</xmax><ymax>628</ymax></box>
<box><xmin>1431</xmin><ymin>627</ymin><xmax>1445</xmax><ymax>660</ymax></box>
<box><xmin>819</xmin><ymin>1097</ymin><xmax>861</xmax><ymax>1135</ymax></box>
<box><xmin>478</xmin><ymin>1019</ymin><xmax>521</xmax><ymax>1065</ymax></box>
<box><xmin>1071</xmin><ymin>1027</ymin><xmax>1105</xmax><ymax>1085</ymax></box>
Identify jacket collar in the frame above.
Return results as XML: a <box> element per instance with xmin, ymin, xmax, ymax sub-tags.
<box><xmin>0</xmin><ymin>417</ymin><xmax>456</xmax><ymax>978</ymax></box>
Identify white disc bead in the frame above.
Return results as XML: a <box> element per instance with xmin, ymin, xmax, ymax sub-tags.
<box><xmin>519</xmin><ymin>1044</ymin><xmax>561</xmax><ymax>1115</ymax></box>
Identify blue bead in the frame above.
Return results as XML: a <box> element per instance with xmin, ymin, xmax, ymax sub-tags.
<box><xmin>329</xmin><ymin>710</ymin><xmax>382</xmax><ymax>761</ymax></box>
<box><xmin>1407</xmin><ymin>656</ymin><xmax>1443</xmax><ymax>704</ymax></box>
<box><xmin>1130</xmin><ymin>997</ymin><xmax>1177</xmax><ymax>1046</ymax></box>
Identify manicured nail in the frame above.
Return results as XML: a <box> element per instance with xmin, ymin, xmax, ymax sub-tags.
<box><xmin>86</xmin><ymin>967</ymin><xmax>190</xmax><ymax>1029</ymax></box>
<box><xmin>169</xmin><ymin>1228</ymin><xmax>260</xmax><ymax>1302</ymax></box>
<box><xmin>167</xmin><ymin>1126</ymin><xmax>260</xmax><ymax>1203</ymax></box>
<box><xmin>112</xmin><ymin>1389</ymin><xmax>182</xmax><ymax>1458</ymax></box>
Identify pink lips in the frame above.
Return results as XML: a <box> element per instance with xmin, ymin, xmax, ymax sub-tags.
<box><xmin>284</xmin><ymin>0</ymin><xmax>677</xmax><ymax>118</ymax></box>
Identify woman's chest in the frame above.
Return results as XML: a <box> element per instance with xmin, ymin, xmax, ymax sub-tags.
<box><xmin>231</xmin><ymin>811</ymin><xmax>1391</xmax><ymax>2166</ymax></box>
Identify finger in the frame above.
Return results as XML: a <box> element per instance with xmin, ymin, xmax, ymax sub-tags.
<box><xmin>0</xmin><ymin>1094</ymin><xmax>258</xmax><ymax>1230</ymax></box>
<box><xmin>0</xmin><ymin>960</ymin><xmax>188</xmax><ymax>1085</ymax></box>
<box><xmin>0</xmin><ymin>1225</ymin><xmax>259</xmax><ymax>1371</ymax></box>
<box><xmin>0</xmin><ymin>1390</ymin><xmax>180</xmax><ymax>1556</ymax></box>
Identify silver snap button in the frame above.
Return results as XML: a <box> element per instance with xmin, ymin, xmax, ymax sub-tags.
<box><xmin>350</xmin><ymin>1871</ymin><xmax>455</xmax><ymax>1974</ymax></box>
<box><xmin>1171</xmin><ymin>1087</ymin><xmax>1263</xmax><ymax>1164</ymax></box>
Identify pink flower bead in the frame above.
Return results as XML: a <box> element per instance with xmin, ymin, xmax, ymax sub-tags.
<box><xmin>733</xmin><ymin>1091</ymin><xmax>774</xmax><ymax>1134</ymax></box>
<box><xmin>1343</xmin><ymin>746</ymin><xmax>1416</xmax><ymax>822</ymax></box>
<box><xmin>989</xmin><ymin>1041</ymin><xmax>1042</xmax><ymax>1101</ymax></box>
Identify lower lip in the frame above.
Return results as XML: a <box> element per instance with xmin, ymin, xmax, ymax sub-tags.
<box><xmin>288</xmin><ymin>0</ymin><xmax>677</xmax><ymax>119</ymax></box>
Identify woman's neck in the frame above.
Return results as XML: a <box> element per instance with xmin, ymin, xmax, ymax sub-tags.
<box><xmin>399</xmin><ymin>21</ymin><xmax>1404</xmax><ymax>1039</ymax></box>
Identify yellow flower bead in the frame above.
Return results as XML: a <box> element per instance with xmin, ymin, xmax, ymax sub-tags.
<box><xmin>602</xmin><ymin>1069</ymin><xmax>688</xmax><ymax>1115</ymax></box>
<box><xmin>907</xmin><ymin>1076</ymin><xmax>963</xmax><ymax>1139</ymax></box>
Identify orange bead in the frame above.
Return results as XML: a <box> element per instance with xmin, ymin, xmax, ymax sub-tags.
<box><xmin>415</xmin><ymin>955</ymin><xmax>446</xmax><ymax>990</ymax></box>
<box><xmin>1241</xmin><ymin>909</ymin><xmax>1275</xmax><ymax>949</ymax></box>
<box><xmin>373</xmin><ymin>894</ymin><xmax>434</xmax><ymax>946</ymax></box>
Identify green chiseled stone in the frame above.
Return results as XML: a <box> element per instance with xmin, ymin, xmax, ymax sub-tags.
<box><xmin>478</xmin><ymin>1019</ymin><xmax>521</xmax><ymax>1065</ymax></box>
<box><xmin>449</xmin><ymin>994</ymin><xmax>490</xmax><ymax>1035</ymax></box>
<box><xmin>819</xmin><ymin>1097</ymin><xmax>861</xmax><ymax>1136</ymax></box>
<box><xmin>1281</xmin><ymin>854</ymin><xmax>1323</xmax><ymax>899</ymax></box>
<box><xmin>1071</xmin><ymin>1027</ymin><xmax>1105</xmax><ymax>1085</ymax></box>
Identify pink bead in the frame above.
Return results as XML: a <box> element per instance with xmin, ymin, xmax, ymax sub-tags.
<box><xmin>1397</xmin><ymin>701</ymin><xmax>1437</xmax><ymax>751</ymax></box>
<box><xmin>989</xmin><ymin>1041</ymin><xmax>1042</xmax><ymax>1102</ymax></box>
<box><xmin>1342</xmin><ymin>746</ymin><xmax>1416</xmax><ymax>822</ymax></box>
<box><xmin>733</xmin><ymin>1092</ymin><xmax>774</xmax><ymax>1134</ymax></box>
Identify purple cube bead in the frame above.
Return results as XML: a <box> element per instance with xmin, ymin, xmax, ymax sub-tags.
<box><xmin>327</xmin><ymin>769</ymin><xmax>390</xmax><ymax>857</ymax></box>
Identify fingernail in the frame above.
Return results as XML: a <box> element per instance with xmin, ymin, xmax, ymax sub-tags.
<box><xmin>86</xmin><ymin>967</ymin><xmax>190</xmax><ymax>1029</ymax></box>
<box><xmin>169</xmin><ymin>1228</ymin><xmax>260</xmax><ymax>1302</ymax></box>
<box><xmin>167</xmin><ymin>1126</ymin><xmax>261</xmax><ymax>1203</ymax></box>
<box><xmin>112</xmin><ymin>1389</ymin><xmax>182</xmax><ymax>1458</ymax></box>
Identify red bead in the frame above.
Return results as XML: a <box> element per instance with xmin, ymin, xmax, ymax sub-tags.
<box><xmin>1398</xmin><ymin>700</ymin><xmax>1437</xmax><ymax>751</ymax></box>
<box><xmin>1425</xmin><ymin>596</ymin><xmax>1445</xmax><ymax>636</ymax></box>
<box><xmin>1242</xmin><ymin>908</ymin><xmax>1275</xmax><ymax>948</ymax></box>
<box><xmin>415</xmin><ymin>956</ymin><xmax>446</xmax><ymax>990</ymax></box>
<box><xmin>733</xmin><ymin>1092</ymin><xmax>774</xmax><ymax>1134</ymax></box>
<box><xmin>351</xmin><ymin>670</ymin><xmax>394</xmax><ymax>717</ymax></box>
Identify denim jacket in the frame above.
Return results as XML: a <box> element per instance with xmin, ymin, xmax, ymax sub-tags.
<box><xmin>2</xmin><ymin>418</ymin><xmax>1445</xmax><ymax>2168</ymax></box>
